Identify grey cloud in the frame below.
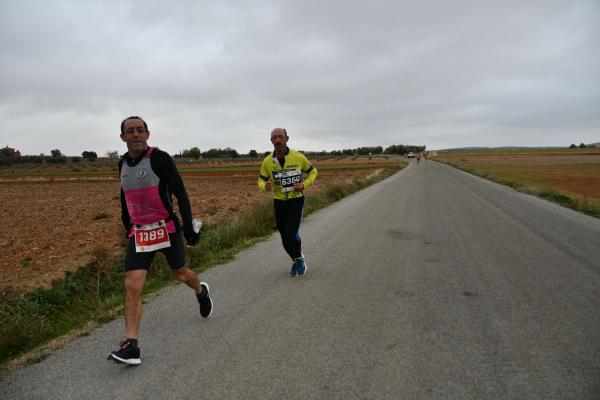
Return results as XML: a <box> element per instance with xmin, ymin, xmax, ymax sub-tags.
<box><xmin>1</xmin><ymin>0</ymin><xmax>599</xmax><ymax>155</ymax></box>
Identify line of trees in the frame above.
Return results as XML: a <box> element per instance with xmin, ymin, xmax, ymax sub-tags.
<box><xmin>1</xmin><ymin>143</ymin><xmax>429</xmax><ymax>166</ymax></box>
<box><xmin>0</xmin><ymin>146</ymin><xmax>100</xmax><ymax>165</ymax></box>
<box><xmin>304</xmin><ymin>144</ymin><xmax>425</xmax><ymax>157</ymax></box>
<box><xmin>175</xmin><ymin>144</ymin><xmax>427</xmax><ymax>160</ymax></box>
<box><xmin>174</xmin><ymin>147</ymin><xmax>245</xmax><ymax>159</ymax></box>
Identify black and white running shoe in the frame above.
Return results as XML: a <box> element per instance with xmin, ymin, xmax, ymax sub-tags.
<box><xmin>108</xmin><ymin>340</ymin><xmax>141</xmax><ymax>365</ymax></box>
<box><xmin>197</xmin><ymin>282</ymin><xmax>213</xmax><ymax>318</ymax></box>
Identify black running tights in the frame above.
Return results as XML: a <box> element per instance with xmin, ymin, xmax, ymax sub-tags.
<box><xmin>273</xmin><ymin>197</ymin><xmax>304</xmax><ymax>260</ymax></box>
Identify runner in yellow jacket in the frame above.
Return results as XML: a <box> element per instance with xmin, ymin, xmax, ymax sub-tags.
<box><xmin>258</xmin><ymin>128</ymin><xmax>318</xmax><ymax>276</ymax></box>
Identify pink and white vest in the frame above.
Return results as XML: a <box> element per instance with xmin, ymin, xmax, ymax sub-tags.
<box><xmin>120</xmin><ymin>147</ymin><xmax>176</xmax><ymax>236</ymax></box>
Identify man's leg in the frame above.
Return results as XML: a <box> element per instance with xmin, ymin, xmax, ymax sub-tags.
<box><xmin>163</xmin><ymin>231</ymin><xmax>201</xmax><ymax>293</ymax></box>
<box><xmin>108</xmin><ymin>236</ymin><xmax>151</xmax><ymax>364</ymax></box>
<box><xmin>108</xmin><ymin>268</ymin><xmax>146</xmax><ymax>364</ymax></box>
<box><xmin>172</xmin><ymin>266</ymin><xmax>201</xmax><ymax>293</ymax></box>
<box><xmin>284</xmin><ymin>197</ymin><xmax>304</xmax><ymax>259</ymax></box>
<box><xmin>124</xmin><ymin>269</ymin><xmax>148</xmax><ymax>339</ymax></box>
<box><xmin>173</xmin><ymin>266</ymin><xmax>213</xmax><ymax>318</ymax></box>
<box><xmin>274</xmin><ymin>200</ymin><xmax>294</xmax><ymax>259</ymax></box>
<box><xmin>284</xmin><ymin>217</ymin><xmax>302</xmax><ymax>259</ymax></box>
<box><xmin>166</xmin><ymin>230</ymin><xmax>213</xmax><ymax>318</ymax></box>
<box><xmin>285</xmin><ymin>197</ymin><xmax>307</xmax><ymax>275</ymax></box>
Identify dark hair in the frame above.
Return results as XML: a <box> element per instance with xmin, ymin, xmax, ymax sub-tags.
<box><xmin>283</xmin><ymin>128</ymin><xmax>288</xmax><ymax>137</ymax></box>
<box><xmin>120</xmin><ymin>116</ymin><xmax>148</xmax><ymax>133</ymax></box>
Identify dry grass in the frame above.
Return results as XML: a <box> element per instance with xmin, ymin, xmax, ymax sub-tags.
<box><xmin>434</xmin><ymin>148</ymin><xmax>600</xmax><ymax>202</ymax></box>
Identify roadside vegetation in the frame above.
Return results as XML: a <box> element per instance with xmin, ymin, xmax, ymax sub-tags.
<box><xmin>434</xmin><ymin>148</ymin><xmax>600</xmax><ymax>218</ymax></box>
<box><xmin>0</xmin><ymin>164</ymin><xmax>404</xmax><ymax>370</ymax></box>
<box><xmin>1</xmin><ymin>143</ymin><xmax>425</xmax><ymax>170</ymax></box>
<box><xmin>0</xmin><ymin>154</ymin><xmax>402</xmax><ymax>178</ymax></box>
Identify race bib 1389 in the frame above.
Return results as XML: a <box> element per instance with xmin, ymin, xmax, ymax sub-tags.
<box><xmin>134</xmin><ymin>220</ymin><xmax>170</xmax><ymax>252</ymax></box>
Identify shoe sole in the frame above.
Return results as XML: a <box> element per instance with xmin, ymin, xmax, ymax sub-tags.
<box><xmin>108</xmin><ymin>353</ymin><xmax>141</xmax><ymax>365</ymax></box>
<box><xmin>199</xmin><ymin>282</ymin><xmax>213</xmax><ymax>318</ymax></box>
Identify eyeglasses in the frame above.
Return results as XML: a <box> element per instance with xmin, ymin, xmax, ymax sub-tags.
<box><xmin>124</xmin><ymin>127</ymin><xmax>147</xmax><ymax>134</ymax></box>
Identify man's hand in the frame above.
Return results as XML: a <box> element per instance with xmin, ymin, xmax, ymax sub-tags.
<box><xmin>293</xmin><ymin>182</ymin><xmax>304</xmax><ymax>192</ymax></box>
<box><xmin>185</xmin><ymin>231</ymin><xmax>201</xmax><ymax>246</ymax></box>
<box><xmin>265</xmin><ymin>180</ymin><xmax>273</xmax><ymax>191</ymax></box>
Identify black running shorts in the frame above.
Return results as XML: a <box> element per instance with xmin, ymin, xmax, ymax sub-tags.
<box><xmin>124</xmin><ymin>231</ymin><xmax>188</xmax><ymax>271</ymax></box>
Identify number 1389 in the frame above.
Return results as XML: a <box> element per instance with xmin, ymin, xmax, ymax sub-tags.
<box><xmin>138</xmin><ymin>229</ymin><xmax>165</xmax><ymax>242</ymax></box>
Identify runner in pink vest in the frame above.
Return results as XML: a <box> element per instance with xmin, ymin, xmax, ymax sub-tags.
<box><xmin>108</xmin><ymin>116</ymin><xmax>212</xmax><ymax>365</ymax></box>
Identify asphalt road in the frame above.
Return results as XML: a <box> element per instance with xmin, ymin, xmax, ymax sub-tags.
<box><xmin>2</xmin><ymin>160</ymin><xmax>599</xmax><ymax>400</ymax></box>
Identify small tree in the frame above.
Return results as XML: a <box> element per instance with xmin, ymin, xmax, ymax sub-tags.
<box><xmin>188</xmin><ymin>147</ymin><xmax>201</xmax><ymax>160</ymax></box>
<box><xmin>248</xmin><ymin>149</ymin><xmax>258</xmax><ymax>158</ymax></box>
<box><xmin>224</xmin><ymin>147</ymin><xmax>239</xmax><ymax>158</ymax></box>
<box><xmin>51</xmin><ymin>149</ymin><xmax>62</xmax><ymax>157</ymax></box>
<box><xmin>106</xmin><ymin>150</ymin><xmax>119</xmax><ymax>159</ymax></box>
<box><xmin>205</xmin><ymin>148</ymin><xmax>220</xmax><ymax>158</ymax></box>
<box><xmin>0</xmin><ymin>146</ymin><xmax>20</xmax><ymax>165</ymax></box>
<box><xmin>82</xmin><ymin>151</ymin><xmax>97</xmax><ymax>161</ymax></box>
<box><xmin>579</xmin><ymin>143</ymin><xmax>587</xmax><ymax>148</ymax></box>
<box><xmin>177</xmin><ymin>147</ymin><xmax>202</xmax><ymax>159</ymax></box>
<box><xmin>569</xmin><ymin>144</ymin><xmax>577</xmax><ymax>149</ymax></box>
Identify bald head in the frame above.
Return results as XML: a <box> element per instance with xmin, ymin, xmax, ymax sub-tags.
<box><xmin>270</xmin><ymin>128</ymin><xmax>288</xmax><ymax>138</ymax></box>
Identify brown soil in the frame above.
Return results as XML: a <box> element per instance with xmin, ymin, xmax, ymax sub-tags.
<box><xmin>0</xmin><ymin>167</ymin><xmax>380</xmax><ymax>295</ymax></box>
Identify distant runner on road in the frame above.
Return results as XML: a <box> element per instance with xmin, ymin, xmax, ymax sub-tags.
<box><xmin>108</xmin><ymin>116</ymin><xmax>212</xmax><ymax>365</ymax></box>
<box><xmin>258</xmin><ymin>128</ymin><xmax>318</xmax><ymax>277</ymax></box>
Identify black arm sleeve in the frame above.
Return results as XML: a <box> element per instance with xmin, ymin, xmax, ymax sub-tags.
<box><xmin>152</xmin><ymin>150</ymin><xmax>194</xmax><ymax>237</ymax></box>
<box><xmin>118</xmin><ymin>159</ymin><xmax>132</xmax><ymax>235</ymax></box>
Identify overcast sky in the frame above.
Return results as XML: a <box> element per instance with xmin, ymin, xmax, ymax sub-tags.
<box><xmin>1</xmin><ymin>0</ymin><xmax>599</xmax><ymax>156</ymax></box>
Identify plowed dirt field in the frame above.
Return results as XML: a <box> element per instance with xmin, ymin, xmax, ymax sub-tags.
<box><xmin>0</xmin><ymin>165</ymin><xmax>387</xmax><ymax>294</ymax></box>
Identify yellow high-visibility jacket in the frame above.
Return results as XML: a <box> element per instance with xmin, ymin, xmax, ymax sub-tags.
<box><xmin>258</xmin><ymin>149</ymin><xmax>318</xmax><ymax>200</ymax></box>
